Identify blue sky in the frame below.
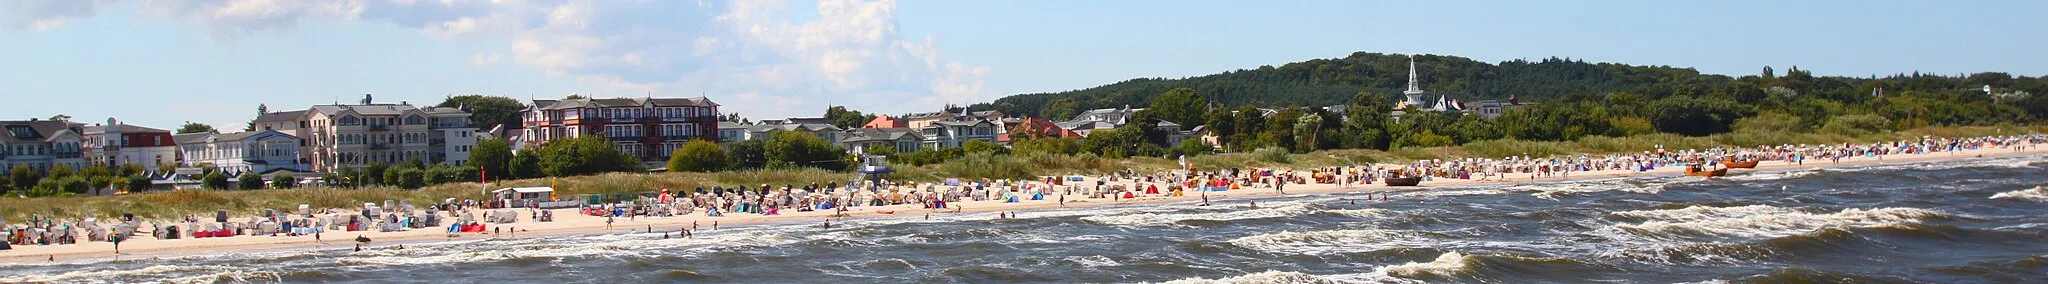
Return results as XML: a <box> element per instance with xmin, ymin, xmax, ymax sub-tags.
<box><xmin>3</xmin><ymin>0</ymin><xmax>2043</xmax><ymax>130</ymax></box>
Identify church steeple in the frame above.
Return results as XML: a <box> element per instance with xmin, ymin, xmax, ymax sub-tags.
<box><xmin>1401</xmin><ymin>55</ymin><xmax>1427</xmax><ymax>108</ymax></box>
<box><xmin>1404</xmin><ymin>56</ymin><xmax>1423</xmax><ymax>95</ymax></box>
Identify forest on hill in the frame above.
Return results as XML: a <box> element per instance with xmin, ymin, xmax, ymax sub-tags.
<box><xmin>977</xmin><ymin>52</ymin><xmax>2047</xmax><ymax>126</ymax></box>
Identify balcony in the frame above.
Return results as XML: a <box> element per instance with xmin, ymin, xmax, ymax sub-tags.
<box><xmin>430</xmin><ymin>123</ymin><xmax>469</xmax><ymax>130</ymax></box>
<box><xmin>369</xmin><ymin>143</ymin><xmax>390</xmax><ymax>150</ymax></box>
<box><xmin>430</xmin><ymin>138</ymin><xmax>446</xmax><ymax>145</ymax></box>
<box><xmin>368</xmin><ymin>125</ymin><xmax>390</xmax><ymax>132</ymax></box>
<box><xmin>661</xmin><ymin>135</ymin><xmax>697</xmax><ymax>141</ymax></box>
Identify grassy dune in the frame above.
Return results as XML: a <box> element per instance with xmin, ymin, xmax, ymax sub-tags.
<box><xmin>4</xmin><ymin>125</ymin><xmax>2039</xmax><ymax>222</ymax></box>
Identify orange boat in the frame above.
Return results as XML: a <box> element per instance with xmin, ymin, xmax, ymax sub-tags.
<box><xmin>1722</xmin><ymin>160</ymin><xmax>1760</xmax><ymax>169</ymax></box>
<box><xmin>1684</xmin><ymin>166</ymin><xmax>1727</xmax><ymax>177</ymax></box>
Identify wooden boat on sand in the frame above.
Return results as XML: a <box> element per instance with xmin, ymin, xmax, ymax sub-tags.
<box><xmin>1384</xmin><ymin>177</ymin><xmax>1422</xmax><ymax>186</ymax></box>
<box><xmin>1684</xmin><ymin>166</ymin><xmax>1728</xmax><ymax>177</ymax></box>
<box><xmin>1722</xmin><ymin>160</ymin><xmax>1760</xmax><ymax>169</ymax></box>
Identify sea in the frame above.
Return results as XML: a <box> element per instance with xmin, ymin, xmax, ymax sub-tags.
<box><xmin>4</xmin><ymin>155</ymin><xmax>2046</xmax><ymax>283</ymax></box>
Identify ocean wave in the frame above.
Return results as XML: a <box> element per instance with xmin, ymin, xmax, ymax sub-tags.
<box><xmin>1990</xmin><ymin>186</ymin><xmax>2048</xmax><ymax>201</ymax></box>
<box><xmin>1064</xmin><ymin>255</ymin><xmax>1121</xmax><ymax>267</ymax></box>
<box><xmin>1723</xmin><ymin>169</ymin><xmax>1825</xmax><ymax>181</ymax></box>
<box><xmin>1226</xmin><ymin>229</ymin><xmax>1450</xmax><ymax>255</ymax></box>
<box><xmin>1081</xmin><ymin>203</ymin><xmax>1323</xmax><ymax>227</ymax></box>
<box><xmin>1370</xmin><ymin>251</ymin><xmax>1613</xmax><ymax>283</ymax></box>
<box><xmin>1161</xmin><ymin>270</ymin><xmax>1363</xmax><ymax>284</ymax></box>
<box><xmin>0</xmin><ymin>264</ymin><xmax>270</xmax><ymax>283</ymax></box>
<box><xmin>1606</xmin><ymin>205</ymin><xmax>1949</xmax><ymax>240</ymax></box>
<box><xmin>1512</xmin><ymin>178</ymin><xmax>1666</xmax><ymax>200</ymax></box>
<box><xmin>1327</xmin><ymin>208</ymin><xmax>1393</xmax><ymax>218</ymax></box>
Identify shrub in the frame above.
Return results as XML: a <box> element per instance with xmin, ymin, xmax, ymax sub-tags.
<box><xmin>202</xmin><ymin>172</ymin><xmax>230</xmax><ymax>189</ymax></box>
<box><xmin>393</xmin><ymin>168</ymin><xmax>426</xmax><ymax>189</ymax></box>
<box><xmin>270</xmin><ymin>172</ymin><xmax>298</xmax><ymax>189</ymax></box>
<box><xmin>668</xmin><ymin>140</ymin><xmax>729</xmax><ymax>172</ymax></box>
<box><xmin>1732</xmin><ymin>112</ymin><xmax>1807</xmax><ymax>133</ymax></box>
<box><xmin>237</xmin><ymin>172</ymin><xmax>264</xmax><ymax>190</ymax></box>
<box><xmin>962</xmin><ymin>140</ymin><xmax>1007</xmax><ymax>154</ymax></box>
<box><xmin>938</xmin><ymin>152</ymin><xmax>1033</xmax><ymax>180</ymax></box>
<box><xmin>1821</xmin><ymin>114</ymin><xmax>1892</xmax><ymax>137</ymax></box>
<box><xmin>1462</xmin><ymin>139</ymin><xmax>1573</xmax><ymax>158</ymax></box>
<box><xmin>1253</xmin><ymin>147</ymin><xmax>1292</xmax><ymax>164</ymax></box>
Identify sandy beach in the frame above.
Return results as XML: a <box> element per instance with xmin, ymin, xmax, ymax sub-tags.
<box><xmin>4</xmin><ymin>144</ymin><xmax>2041</xmax><ymax>263</ymax></box>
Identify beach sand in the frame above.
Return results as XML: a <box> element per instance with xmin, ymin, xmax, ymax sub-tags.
<box><xmin>4</xmin><ymin>145</ymin><xmax>2041</xmax><ymax>263</ymax></box>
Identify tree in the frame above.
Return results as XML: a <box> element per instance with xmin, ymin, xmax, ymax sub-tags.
<box><xmin>1343</xmin><ymin>91</ymin><xmax>1395</xmax><ymax>150</ymax></box>
<box><xmin>1148</xmin><ymin>87</ymin><xmax>1208</xmax><ymax>130</ymax></box>
<box><xmin>46</xmin><ymin>164</ymin><xmax>75</xmax><ymax>180</ymax></box>
<box><xmin>1011</xmin><ymin>138</ymin><xmax>1078</xmax><ymax>156</ymax></box>
<box><xmin>962</xmin><ymin>140</ymin><xmax>1006</xmax><ymax>154</ymax></box>
<box><xmin>668</xmin><ymin>140</ymin><xmax>729</xmax><ymax>172</ymax></box>
<box><xmin>725</xmin><ymin>139</ymin><xmax>768</xmax><ymax>170</ymax></box>
<box><xmin>177</xmin><ymin>122</ymin><xmax>216</xmax><ymax>134</ymax></box>
<box><xmin>824</xmin><ymin>106</ymin><xmax>869</xmax><ymax>129</ymax></box>
<box><xmin>270</xmin><ymin>172</ymin><xmax>298</xmax><ymax>189</ymax></box>
<box><xmin>761</xmin><ymin>131</ymin><xmax>850</xmax><ymax>171</ymax></box>
<box><xmin>49</xmin><ymin>176</ymin><xmax>90</xmax><ymax>195</ymax></box>
<box><xmin>470</xmin><ymin>138</ymin><xmax>512</xmax><ymax>181</ymax></box>
<box><xmin>538</xmin><ymin>136</ymin><xmax>642</xmax><ymax>177</ymax></box>
<box><xmin>202</xmin><ymin>172</ymin><xmax>230</xmax><ymax>189</ymax></box>
<box><xmin>125</xmin><ymin>175</ymin><xmax>151</xmax><ymax>191</ymax></box>
<box><xmin>400</xmin><ymin>157</ymin><xmax>426</xmax><ymax>170</ymax></box>
<box><xmin>392</xmin><ymin>168</ymin><xmax>425</xmax><ymax>189</ymax></box>
<box><xmin>1042</xmin><ymin>98</ymin><xmax>1081</xmax><ymax>121</ymax></box>
<box><xmin>364</xmin><ymin>162</ymin><xmax>390</xmax><ymax>186</ymax></box>
<box><xmin>509</xmin><ymin>149</ymin><xmax>542</xmax><ymax>179</ymax></box>
<box><xmin>437</xmin><ymin>95</ymin><xmax>527</xmax><ymax>131</ymax></box>
<box><xmin>237</xmin><ymin>172</ymin><xmax>264</xmax><ymax>190</ymax></box>
<box><xmin>11</xmin><ymin>164</ymin><xmax>40</xmax><ymax>191</ymax></box>
<box><xmin>1174</xmin><ymin>138</ymin><xmax>1212</xmax><ymax>156</ymax></box>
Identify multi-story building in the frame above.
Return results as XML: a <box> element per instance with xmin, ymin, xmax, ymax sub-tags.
<box><xmin>904</xmin><ymin>110</ymin><xmax>1004</xmax><ymax>129</ymax></box>
<box><xmin>300</xmin><ymin>96</ymin><xmax>478</xmax><ymax>172</ymax></box>
<box><xmin>839</xmin><ymin>128</ymin><xmax>924</xmax><ymax>154</ymax></box>
<box><xmin>919</xmin><ymin>120</ymin><xmax>997</xmax><ymax>149</ymax></box>
<box><xmin>522</xmin><ymin>96</ymin><xmax>720</xmax><ymax>165</ymax></box>
<box><xmin>81</xmin><ymin>117</ymin><xmax>178</xmax><ymax>170</ymax></box>
<box><xmin>0</xmin><ymin>118</ymin><xmax>86</xmax><ymax>172</ymax></box>
<box><xmin>173</xmin><ymin>130</ymin><xmax>304</xmax><ymax>175</ymax></box>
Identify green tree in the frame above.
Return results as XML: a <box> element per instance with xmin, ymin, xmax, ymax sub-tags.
<box><xmin>538</xmin><ymin>136</ymin><xmax>642</xmax><ymax>177</ymax></box>
<box><xmin>761</xmin><ymin>131</ymin><xmax>850</xmax><ymax>171</ymax></box>
<box><xmin>1148</xmin><ymin>87</ymin><xmax>1208</xmax><ymax>130</ymax></box>
<box><xmin>11</xmin><ymin>164</ymin><xmax>41</xmax><ymax>191</ymax></box>
<box><xmin>176</xmin><ymin>121</ymin><xmax>216</xmax><ymax>134</ymax></box>
<box><xmin>364</xmin><ymin>162</ymin><xmax>390</xmax><ymax>186</ymax></box>
<box><xmin>1042</xmin><ymin>98</ymin><xmax>1081</xmax><ymax>121</ymax></box>
<box><xmin>725</xmin><ymin>139</ymin><xmax>768</xmax><ymax>170</ymax></box>
<box><xmin>392</xmin><ymin>168</ymin><xmax>426</xmax><ymax>189</ymax></box>
<box><xmin>824</xmin><ymin>106</ymin><xmax>870</xmax><ymax>129</ymax></box>
<box><xmin>436</xmin><ymin>95</ymin><xmax>527</xmax><ymax>131</ymax></box>
<box><xmin>1011</xmin><ymin>138</ymin><xmax>1078</xmax><ymax>156</ymax></box>
<box><xmin>126</xmin><ymin>175</ymin><xmax>152</xmax><ymax>191</ymax></box>
<box><xmin>1174</xmin><ymin>138</ymin><xmax>1212</xmax><ymax>156</ymax></box>
<box><xmin>668</xmin><ymin>140</ymin><xmax>729</xmax><ymax>172</ymax></box>
<box><xmin>237</xmin><ymin>172</ymin><xmax>264</xmax><ymax>190</ymax></box>
<box><xmin>202</xmin><ymin>172</ymin><xmax>230</xmax><ymax>189</ymax></box>
<box><xmin>470</xmin><ymin>138</ymin><xmax>513</xmax><ymax>181</ymax></box>
<box><xmin>270</xmin><ymin>172</ymin><xmax>298</xmax><ymax>189</ymax></box>
<box><xmin>46</xmin><ymin>164</ymin><xmax>75</xmax><ymax>180</ymax></box>
<box><xmin>961</xmin><ymin>140</ymin><xmax>1006</xmax><ymax>154</ymax></box>
<box><xmin>50</xmin><ymin>176</ymin><xmax>90</xmax><ymax>195</ymax></box>
<box><xmin>510</xmin><ymin>149</ymin><xmax>542</xmax><ymax>179</ymax></box>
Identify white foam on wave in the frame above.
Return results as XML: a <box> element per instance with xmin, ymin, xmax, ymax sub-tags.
<box><xmin>0</xmin><ymin>264</ymin><xmax>276</xmax><ymax>283</ymax></box>
<box><xmin>1605</xmin><ymin>205</ymin><xmax>1946</xmax><ymax>239</ymax></box>
<box><xmin>1508</xmin><ymin>178</ymin><xmax>1666</xmax><ymax>200</ymax></box>
<box><xmin>1080</xmin><ymin>202</ymin><xmax>1321</xmax><ymax>227</ymax></box>
<box><xmin>1990</xmin><ymin>186</ymin><xmax>2048</xmax><ymax>201</ymax></box>
<box><xmin>1225</xmin><ymin>229</ymin><xmax>1445</xmax><ymax>255</ymax></box>
<box><xmin>1160</xmin><ymin>270</ymin><xmax>1369</xmax><ymax>284</ymax></box>
<box><xmin>1380</xmin><ymin>251</ymin><xmax>1473</xmax><ymax>278</ymax></box>
<box><xmin>1328</xmin><ymin>208</ymin><xmax>1393</xmax><ymax>218</ymax></box>
<box><xmin>334</xmin><ymin>230</ymin><xmax>799</xmax><ymax>266</ymax></box>
<box><xmin>1724</xmin><ymin>169</ymin><xmax>1825</xmax><ymax>181</ymax></box>
<box><xmin>1064</xmin><ymin>255</ymin><xmax>1121</xmax><ymax>267</ymax></box>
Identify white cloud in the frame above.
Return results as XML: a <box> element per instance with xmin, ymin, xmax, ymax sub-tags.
<box><xmin>469</xmin><ymin>51</ymin><xmax>502</xmax><ymax>67</ymax></box>
<box><xmin>1</xmin><ymin>0</ymin><xmax>995</xmax><ymax>119</ymax></box>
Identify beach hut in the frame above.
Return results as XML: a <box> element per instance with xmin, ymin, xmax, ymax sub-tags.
<box><xmin>493</xmin><ymin>187</ymin><xmax>556</xmax><ymax>207</ymax></box>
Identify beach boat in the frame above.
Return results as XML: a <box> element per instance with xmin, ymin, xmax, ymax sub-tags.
<box><xmin>1684</xmin><ymin>166</ymin><xmax>1728</xmax><ymax>177</ymax></box>
<box><xmin>1384</xmin><ymin>177</ymin><xmax>1422</xmax><ymax>187</ymax></box>
<box><xmin>1723</xmin><ymin>160</ymin><xmax>1760</xmax><ymax>169</ymax></box>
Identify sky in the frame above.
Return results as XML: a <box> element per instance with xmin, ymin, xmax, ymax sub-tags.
<box><xmin>2</xmin><ymin>0</ymin><xmax>2043</xmax><ymax>131</ymax></box>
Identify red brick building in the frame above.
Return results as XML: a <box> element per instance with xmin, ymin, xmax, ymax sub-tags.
<box><xmin>521</xmin><ymin>97</ymin><xmax>720</xmax><ymax>164</ymax></box>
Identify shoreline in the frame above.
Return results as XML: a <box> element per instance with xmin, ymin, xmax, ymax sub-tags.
<box><xmin>4</xmin><ymin>145</ymin><xmax>2042</xmax><ymax>263</ymax></box>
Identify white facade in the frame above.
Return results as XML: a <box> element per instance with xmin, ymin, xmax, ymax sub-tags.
<box><xmin>1</xmin><ymin>119</ymin><xmax>87</xmax><ymax>173</ymax></box>
<box><xmin>175</xmin><ymin>130</ymin><xmax>304</xmax><ymax>175</ymax></box>
<box><xmin>300</xmin><ymin>99</ymin><xmax>478</xmax><ymax>172</ymax></box>
<box><xmin>82</xmin><ymin>117</ymin><xmax>179</xmax><ymax>170</ymax></box>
